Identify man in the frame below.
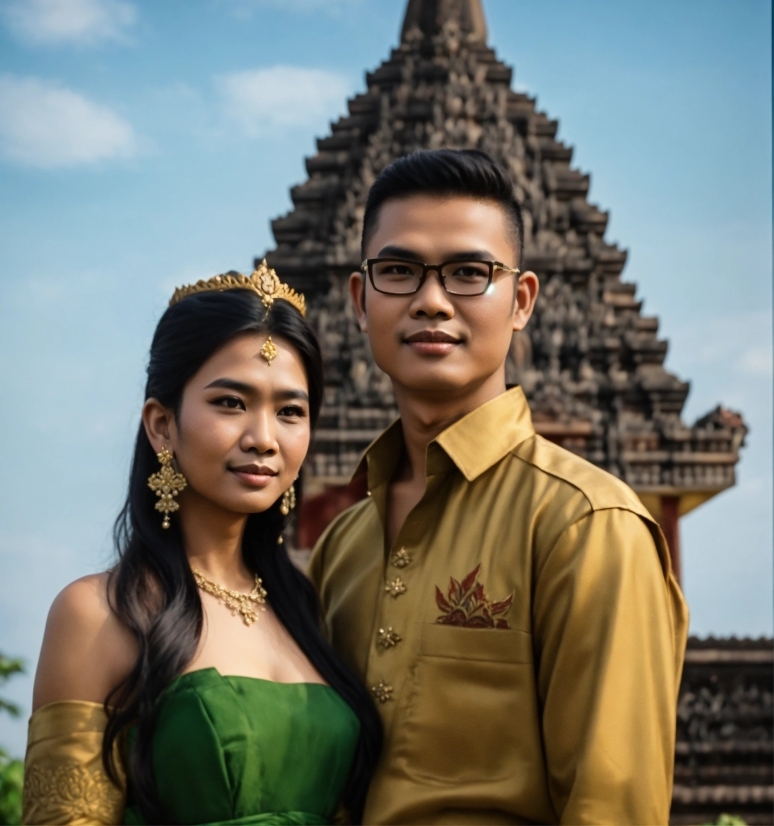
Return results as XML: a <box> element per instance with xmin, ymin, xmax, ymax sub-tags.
<box><xmin>309</xmin><ymin>149</ymin><xmax>688</xmax><ymax>825</ymax></box>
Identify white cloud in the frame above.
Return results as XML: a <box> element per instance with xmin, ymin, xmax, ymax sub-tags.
<box><xmin>2</xmin><ymin>0</ymin><xmax>136</xmax><ymax>46</ymax></box>
<box><xmin>0</xmin><ymin>75</ymin><xmax>138</xmax><ymax>168</ymax></box>
<box><xmin>217</xmin><ymin>66</ymin><xmax>351</xmax><ymax>137</ymax></box>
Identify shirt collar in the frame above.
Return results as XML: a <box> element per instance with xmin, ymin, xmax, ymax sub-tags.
<box><xmin>353</xmin><ymin>386</ymin><xmax>536</xmax><ymax>488</ymax></box>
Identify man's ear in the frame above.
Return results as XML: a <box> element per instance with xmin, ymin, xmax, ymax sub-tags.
<box><xmin>512</xmin><ymin>271</ymin><xmax>539</xmax><ymax>332</ymax></box>
<box><xmin>142</xmin><ymin>398</ymin><xmax>176</xmax><ymax>454</ymax></box>
<box><xmin>349</xmin><ymin>271</ymin><xmax>368</xmax><ymax>333</ymax></box>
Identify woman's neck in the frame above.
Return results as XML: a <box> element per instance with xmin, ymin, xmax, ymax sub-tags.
<box><xmin>177</xmin><ymin>488</ymin><xmax>252</xmax><ymax>590</ymax></box>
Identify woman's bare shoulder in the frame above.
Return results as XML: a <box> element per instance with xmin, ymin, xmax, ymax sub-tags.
<box><xmin>50</xmin><ymin>573</ymin><xmax>113</xmax><ymax>626</ymax></box>
<box><xmin>32</xmin><ymin>572</ymin><xmax>137</xmax><ymax>711</ymax></box>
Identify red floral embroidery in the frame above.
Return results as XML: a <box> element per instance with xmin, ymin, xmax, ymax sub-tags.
<box><xmin>435</xmin><ymin>564</ymin><xmax>513</xmax><ymax>628</ymax></box>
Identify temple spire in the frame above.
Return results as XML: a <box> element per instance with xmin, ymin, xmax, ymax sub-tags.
<box><xmin>264</xmin><ymin>0</ymin><xmax>748</xmax><ymax>580</ymax></box>
<box><xmin>400</xmin><ymin>0</ymin><xmax>488</xmax><ymax>44</ymax></box>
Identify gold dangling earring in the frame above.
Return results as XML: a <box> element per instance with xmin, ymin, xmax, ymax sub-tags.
<box><xmin>147</xmin><ymin>447</ymin><xmax>188</xmax><ymax>529</ymax></box>
<box><xmin>279</xmin><ymin>481</ymin><xmax>297</xmax><ymax>516</ymax></box>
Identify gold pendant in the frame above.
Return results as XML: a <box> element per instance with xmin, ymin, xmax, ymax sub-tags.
<box><xmin>192</xmin><ymin>569</ymin><xmax>267</xmax><ymax>626</ymax></box>
<box><xmin>260</xmin><ymin>337</ymin><xmax>278</xmax><ymax>365</ymax></box>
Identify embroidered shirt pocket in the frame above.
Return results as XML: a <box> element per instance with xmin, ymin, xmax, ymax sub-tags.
<box><xmin>434</xmin><ymin>564</ymin><xmax>514</xmax><ymax>628</ymax></box>
<box><xmin>420</xmin><ymin>623</ymin><xmax>532</xmax><ymax>662</ymax></box>
<box><xmin>394</xmin><ymin>624</ymin><xmax>542</xmax><ymax>786</ymax></box>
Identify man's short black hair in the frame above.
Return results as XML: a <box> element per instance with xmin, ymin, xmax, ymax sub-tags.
<box><xmin>361</xmin><ymin>148</ymin><xmax>524</xmax><ymax>265</ymax></box>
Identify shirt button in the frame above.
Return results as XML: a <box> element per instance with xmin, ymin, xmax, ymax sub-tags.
<box><xmin>385</xmin><ymin>577</ymin><xmax>407</xmax><ymax>598</ymax></box>
<box><xmin>390</xmin><ymin>547</ymin><xmax>411</xmax><ymax>568</ymax></box>
<box><xmin>377</xmin><ymin>627</ymin><xmax>402</xmax><ymax>649</ymax></box>
<box><xmin>371</xmin><ymin>680</ymin><xmax>393</xmax><ymax>703</ymax></box>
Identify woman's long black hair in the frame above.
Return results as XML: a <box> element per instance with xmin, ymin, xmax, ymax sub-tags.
<box><xmin>102</xmin><ymin>289</ymin><xmax>382</xmax><ymax>823</ymax></box>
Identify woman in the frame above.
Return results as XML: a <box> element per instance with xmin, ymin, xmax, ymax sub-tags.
<box><xmin>22</xmin><ymin>264</ymin><xmax>382</xmax><ymax>825</ymax></box>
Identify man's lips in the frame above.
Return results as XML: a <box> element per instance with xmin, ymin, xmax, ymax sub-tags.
<box><xmin>403</xmin><ymin>330</ymin><xmax>462</xmax><ymax>355</ymax></box>
<box><xmin>229</xmin><ymin>464</ymin><xmax>278</xmax><ymax>488</ymax></box>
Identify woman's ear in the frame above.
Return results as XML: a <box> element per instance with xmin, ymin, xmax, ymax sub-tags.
<box><xmin>142</xmin><ymin>398</ymin><xmax>176</xmax><ymax>454</ymax></box>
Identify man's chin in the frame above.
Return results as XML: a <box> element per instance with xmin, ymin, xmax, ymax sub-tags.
<box><xmin>390</xmin><ymin>368</ymin><xmax>473</xmax><ymax>397</ymax></box>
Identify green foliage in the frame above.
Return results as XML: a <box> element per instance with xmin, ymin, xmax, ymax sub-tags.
<box><xmin>0</xmin><ymin>654</ymin><xmax>24</xmax><ymax>825</ymax></box>
<box><xmin>702</xmin><ymin>815</ymin><xmax>748</xmax><ymax>826</ymax></box>
<box><xmin>0</xmin><ymin>752</ymin><xmax>22</xmax><ymax>826</ymax></box>
<box><xmin>0</xmin><ymin>656</ymin><xmax>23</xmax><ymax>720</ymax></box>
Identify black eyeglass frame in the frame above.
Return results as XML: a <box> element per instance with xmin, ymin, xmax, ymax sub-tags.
<box><xmin>360</xmin><ymin>257</ymin><xmax>521</xmax><ymax>296</ymax></box>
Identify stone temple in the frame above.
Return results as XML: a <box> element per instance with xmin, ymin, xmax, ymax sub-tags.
<box><xmin>258</xmin><ymin>1</ymin><xmax>772</xmax><ymax>821</ymax></box>
<box><xmin>261</xmin><ymin>0</ymin><xmax>747</xmax><ymax>583</ymax></box>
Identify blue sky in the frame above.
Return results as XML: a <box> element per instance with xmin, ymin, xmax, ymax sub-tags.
<box><xmin>0</xmin><ymin>0</ymin><xmax>771</xmax><ymax>755</ymax></box>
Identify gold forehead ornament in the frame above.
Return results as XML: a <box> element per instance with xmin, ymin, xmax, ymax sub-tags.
<box><xmin>169</xmin><ymin>259</ymin><xmax>306</xmax><ymax>317</ymax></box>
<box><xmin>260</xmin><ymin>337</ymin><xmax>279</xmax><ymax>365</ymax></box>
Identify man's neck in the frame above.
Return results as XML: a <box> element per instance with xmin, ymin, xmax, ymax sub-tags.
<box><xmin>392</xmin><ymin>369</ymin><xmax>507</xmax><ymax>485</ymax></box>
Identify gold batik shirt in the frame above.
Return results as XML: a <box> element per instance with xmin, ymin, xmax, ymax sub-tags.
<box><xmin>309</xmin><ymin>386</ymin><xmax>689</xmax><ymax>826</ymax></box>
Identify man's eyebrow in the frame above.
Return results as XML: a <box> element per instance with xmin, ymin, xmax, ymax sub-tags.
<box><xmin>444</xmin><ymin>250</ymin><xmax>496</xmax><ymax>261</ymax></box>
<box><xmin>275</xmin><ymin>389</ymin><xmax>309</xmax><ymax>403</ymax></box>
<box><xmin>204</xmin><ymin>378</ymin><xmax>253</xmax><ymax>393</ymax></box>
<box><xmin>375</xmin><ymin>246</ymin><xmax>497</xmax><ymax>261</ymax></box>
<box><xmin>376</xmin><ymin>245</ymin><xmax>420</xmax><ymax>259</ymax></box>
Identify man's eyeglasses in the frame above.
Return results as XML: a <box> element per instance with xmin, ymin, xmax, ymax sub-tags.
<box><xmin>361</xmin><ymin>258</ymin><xmax>520</xmax><ymax>296</ymax></box>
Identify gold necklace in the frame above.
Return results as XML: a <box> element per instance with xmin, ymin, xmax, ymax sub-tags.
<box><xmin>192</xmin><ymin>569</ymin><xmax>267</xmax><ymax>626</ymax></box>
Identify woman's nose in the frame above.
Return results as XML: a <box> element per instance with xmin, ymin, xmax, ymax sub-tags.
<box><xmin>241</xmin><ymin>411</ymin><xmax>278</xmax><ymax>455</ymax></box>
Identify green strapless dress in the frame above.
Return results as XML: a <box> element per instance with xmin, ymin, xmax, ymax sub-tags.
<box><xmin>123</xmin><ymin>668</ymin><xmax>360</xmax><ymax>826</ymax></box>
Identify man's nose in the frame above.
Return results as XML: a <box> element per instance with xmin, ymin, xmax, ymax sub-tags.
<box><xmin>409</xmin><ymin>269</ymin><xmax>455</xmax><ymax>318</ymax></box>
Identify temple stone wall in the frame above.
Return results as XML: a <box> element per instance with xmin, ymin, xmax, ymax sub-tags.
<box><xmin>673</xmin><ymin>637</ymin><xmax>774</xmax><ymax>825</ymax></box>
<box><xmin>261</xmin><ymin>0</ymin><xmax>747</xmax><ymax>550</ymax></box>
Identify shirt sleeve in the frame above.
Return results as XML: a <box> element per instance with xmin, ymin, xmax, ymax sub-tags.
<box><xmin>23</xmin><ymin>701</ymin><xmax>126</xmax><ymax>825</ymax></box>
<box><xmin>307</xmin><ymin>536</ymin><xmax>325</xmax><ymax>596</ymax></box>
<box><xmin>532</xmin><ymin>507</ymin><xmax>688</xmax><ymax>825</ymax></box>
<box><xmin>307</xmin><ymin>504</ymin><xmax>353</xmax><ymax>614</ymax></box>
<box><xmin>307</xmin><ymin>522</ymin><xmax>333</xmax><ymax>613</ymax></box>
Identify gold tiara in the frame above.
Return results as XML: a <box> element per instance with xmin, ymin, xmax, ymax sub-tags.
<box><xmin>169</xmin><ymin>259</ymin><xmax>306</xmax><ymax>316</ymax></box>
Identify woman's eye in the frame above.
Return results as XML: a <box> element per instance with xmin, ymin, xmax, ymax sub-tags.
<box><xmin>279</xmin><ymin>404</ymin><xmax>306</xmax><ymax>418</ymax></box>
<box><xmin>214</xmin><ymin>396</ymin><xmax>245</xmax><ymax>410</ymax></box>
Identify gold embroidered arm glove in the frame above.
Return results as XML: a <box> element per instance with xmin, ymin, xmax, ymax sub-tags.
<box><xmin>23</xmin><ymin>701</ymin><xmax>126</xmax><ymax>826</ymax></box>
<box><xmin>533</xmin><ymin>508</ymin><xmax>689</xmax><ymax>826</ymax></box>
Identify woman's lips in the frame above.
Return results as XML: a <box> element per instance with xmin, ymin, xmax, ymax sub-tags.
<box><xmin>229</xmin><ymin>465</ymin><xmax>277</xmax><ymax>488</ymax></box>
<box><xmin>404</xmin><ymin>330</ymin><xmax>462</xmax><ymax>355</ymax></box>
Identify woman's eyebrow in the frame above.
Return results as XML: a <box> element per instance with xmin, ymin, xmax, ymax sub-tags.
<box><xmin>203</xmin><ymin>378</ymin><xmax>253</xmax><ymax>394</ymax></box>
<box><xmin>203</xmin><ymin>379</ymin><xmax>309</xmax><ymax>403</ymax></box>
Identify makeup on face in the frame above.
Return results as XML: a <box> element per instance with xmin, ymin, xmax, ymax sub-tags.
<box><xmin>172</xmin><ymin>333</ymin><xmax>311</xmax><ymax>516</ymax></box>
